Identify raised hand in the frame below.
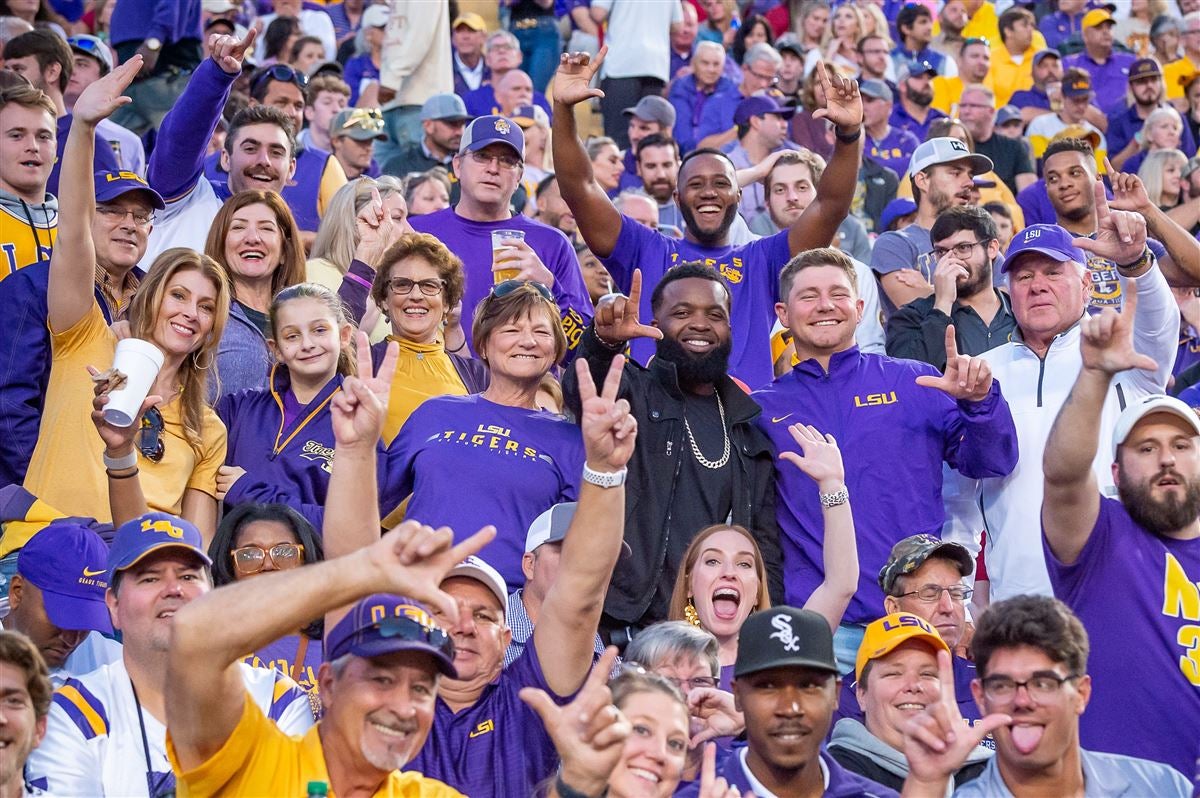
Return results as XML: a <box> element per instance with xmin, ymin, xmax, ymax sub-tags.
<box><xmin>367</xmin><ymin>520</ymin><xmax>496</xmax><ymax>621</ymax></box>
<box><xmin>330</xmin><ymin>331</ymin><xmax>398</xmax><ymax>447</ymax></box>
<box><xmin>88</xmin><ymin>365</ymin><xmax>160</xmax><ymax>457</ymax></box>
<box><xmin>1079</xmin><ymin>278</ymin><xmax>1158</xmax><ymax>376</ymax></box>
<box><xmin>575</xmin><ymin>355</ymin><xmax>637</xmax><ymax>472</ymax></box>
<box><xmin>902</xmin><ymin>650</ymin><xmax>1011</xmax><ymax>791</ymax></box>
<box><xmin>932</xmin><ymin>253</ymin><xmax>968</xmax><ymax>314</ymax></box>
<box><xmin>520</xmin><ymin>647</ymin><xmax>628</xmax><ymax>798</ymax></box>
<box><xmin>697</xmin><ymin>742</ymin><xmax>750</xmax><ymax>798</ymax></box>
<box><xmin>779</xmin><ymin>424</ymin><xmax>845</xmax><ymax>493</ymax></box>
<box><xmin>354</xmin><ymin>187</ymin><xmax>399</xmax><ymax>266</ymax></box>
<box><xmin>208</xmin><ymin>26</ymin><xmax>257</xmax><ymax>75</ymax></box>
<box><xmin>811</xmin><ymin>61</ymin><xmax>863</xmax><ymax>131</ymax></box>
<box><xmin>1072</xmin><ymin>179</ymin><xmax>1148</xmax><ymax>267</ymax></box>
<box><xmin>687</xmin><ymin>689</ymin><xmax>745</xmax><ymax>748</ymax></box>
<box><xmin>1105</xmin><ymin>158</ymin><xmax>1152</xmax><ymax>214</ymax></box>
<box><xmin>73</xmin><ymin>56</ymin><xmax>141</xmax><ymax>126</ymax></box>
<box><xmin>555</xmin><ymin>47</ymin><xmax>607</xmax><ymax>107</ymax></box>
<box><xmin>593</xmin><ymin>269</ymin><xmax>663</xmax><ymax>345</ymax></box>
<box><xmin>915</xmin><ymin>326</ymin><xmax>993</xmax><ymax>402</ymax></box>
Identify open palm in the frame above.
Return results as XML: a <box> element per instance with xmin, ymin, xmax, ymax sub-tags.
<box><xmin>555</xmin><ymin>47</ymin><xmax>607</xmax><ymax>107</ymax></box>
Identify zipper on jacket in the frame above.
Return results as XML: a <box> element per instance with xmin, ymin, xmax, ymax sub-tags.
<box><xmin>1035</xmin><ymin>355</ymin><xmax>1047</xmax><ymax>408</ymax></box>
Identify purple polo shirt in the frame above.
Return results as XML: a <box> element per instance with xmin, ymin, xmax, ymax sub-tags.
<box><xmin>1009</xmin><ymin>86</ymin><xmax>1051</xmax><ymax>112</ymax></box>
<box><xmin>695</xmin><ymin>86</ymin><xmax>749</xmax><ymax>144</ymax></box>
<box><xmin>865</xmin><ymin>126</ymin><xmax>921</xmax><ymax>182</ymax></box>
<box><xmin>889</xmin><ymin>103</ymin><xmax>948</xmax><ymax>144</ymax></box>
<box><xmin>600</xmin><ymin>214</ymin><xmax>792</xmax><ymax>388</ymax></box>
<box><xmin>1039</xmin><ymin>10</ymin><xmax>1085</xmax><ymax>50</ymax></box>
<box><xmin>674</xmin><ymin>747</ymin><xmax>899</xmax><ymax>798</ymax></box>
<box><xmin>1045</xmin><ymin>497</ymin><xmax>1200</xmax><ymax>777</ymax></box>
<box><xmin>1063</xmin><ymin>50</ymin><xmax>1138</xmax><ymax>115</ymax></box>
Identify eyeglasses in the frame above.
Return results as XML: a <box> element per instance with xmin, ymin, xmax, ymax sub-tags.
<box><xmin>748</xmin><ymin>68</ymin><xmax>779</xmax><ymax>84</ymax></box>
<box><xmin>979</xmin><ymin>672</ymin><xmax>1081</xmax><ymax>705</ymax></box>
<box><xmin>251</xmin><ymin>63</ymin><xmax>309</xmax><ymax>95</ymax></box>
<box><xmin>387</xmin><ymin>277</ymin><xmax>446</xmax><ymax>297</ymax></box>
<box><xmin>468</xmin><ymin>149</ymin><xmax>522</xmax><ymax>170</ymax></box>
<box><xmin>341</xmin><ymin>107</ymin><xmax>384</xmax><ymax>134</ymax></box>
<box><xmin>931</xmin><ymin>240</ymin><xmax>989</xmax><ymax>261</ymax></box>
<box><xmin>138</xmin><ymin>406</ymin><xmax>164</xmax><ymax>463</ymax></box>
<box><xmin>96</xmin><ymin>205</ymin><xmax>155</xmax><ymax>227</ymax></box>
<box><xmin>895</xmin><ymin>584</ymin><xmax>974</xmax><ymax>602</ymax></box>
<box><xmin>492</xmin><ymin>279</ymin><xmax>554</xmax><ymax>302</ymax></box>
<box><xmin>231</xmin><ymin>542</ymin><xmax>306</xmax><ymax>574</ymax></box>
<box><xmin>662</xmin><ymin>674</ymin><xmax>719</xmax><ymax>691</ymax></box>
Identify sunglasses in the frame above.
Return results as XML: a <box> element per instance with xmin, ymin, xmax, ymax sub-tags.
<box><xmin>335</xmin><ymin>614</ymin><xmax>455</xmax><ymax>661</ymax></box>
<box><xmin>138</xmin><ymin>407</ymin><xmax>164</xmax><ymax>463</ymax></box>
<box><xmin>69</xmin><ymin>36</ymin><xmax>109</xmax><ymax>69</ymax></box>
<box><xmin>231</xmin><ymin>542</ymin><xmax>306</xmax><ymax>574</ymax></box>
<box><xmin>251</xmin><ymin>63</ymin><xmax>309</xmax><ymax>95</ymax></box>
<box><xmin>342</xmin><ymin>107</ymin><xmax>384</xmax><ymax>133</ymax></box>
<box><xmin>491</xmin><ymin>279</ymin><xmax>554</xmax><ymax>302</ymax></box>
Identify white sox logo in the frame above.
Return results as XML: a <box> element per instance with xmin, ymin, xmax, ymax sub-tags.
<box><xmin>769</xmin><ymin>614</ymin><xmax>801</xmax><ymax>652</ymax></box>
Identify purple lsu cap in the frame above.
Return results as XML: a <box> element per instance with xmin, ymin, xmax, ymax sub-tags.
<box><xmin>326</xmin><ymin>594</ymin><xmax>457</xmax><ymax>677</ymax></box>
<box><xmin>734</xmin><ymin>94</ymin><xmax>796</xmax><ymax>126</ymax></box>
<box><xmin>17</xmin><ymin>520</ymin><xmax>113</xmax><ymax>634</ymax></box>
<box><xmin>459</xmin><ymin>114</ymin><xmax>525</xmax><ymax>159</ymax></box>
<box><xmin>94</xmin><ymin>170</ymin><xmax>165</xmax><ymax>210</ymax></box>
<box><xmin>1002</xmin><ymin>224</ymin><xmax>1087</xmax><ymax>273</ymax></box>
<box><xmin>107</xmin><ymin>511</ymin><xmax>212</xmax><ymax>580</ymax></box>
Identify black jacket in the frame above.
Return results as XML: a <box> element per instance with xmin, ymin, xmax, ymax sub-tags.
<box><xmin>563</xmin><ymin>327</ymin><xmax>784</xmax><ymax>626</ymax></box>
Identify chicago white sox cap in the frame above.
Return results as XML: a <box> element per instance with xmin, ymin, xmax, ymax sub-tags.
<box><xmin>734</xmin><ymin>606</ymin><xmax>837</xmax><ymax>678</ymax></box>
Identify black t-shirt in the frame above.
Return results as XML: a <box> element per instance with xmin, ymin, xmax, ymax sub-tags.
<box><xmin>975</xmin><ymin>133</ymin><xmax>1033</xmax><ymax>194</ymax></box>
<box><xmin>237</xmin><ymin>301</ymin><xmax>272</xmax><ymax>337</ymax></box>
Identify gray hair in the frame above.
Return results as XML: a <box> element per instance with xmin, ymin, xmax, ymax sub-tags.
<box><xmin>626</xmin><ymin>621</ymin><xmax>721</xmax><ymax>678</ymax></box>
<box><xmin>695</xmin><ymin>40</ymin><xmax>727</xmax><ymax>61</ymax></box>
<box><xmin>486</xmin><ymin>30</ymin><xmax>519</xmax><ymax>52</ymax></box>
<box><xmin>0</xmin><ymin>16</ymin><xmax>34</xmax><ymax>46</ymax></box>
<box><xmin>614</xmin><ymin>190</ymin><xmax>657</xmax><ymax>214</ymax></box>
<box><xmin>743</xmin><ymin>42</ymin><xmax>783</xmax><ymax>70</ymax></box>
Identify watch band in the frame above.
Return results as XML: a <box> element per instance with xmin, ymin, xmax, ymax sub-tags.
<box><xmin>835</xmin><ymin>125</ymin><xmax>863</xmax><ymax>144</ymax></box>
<box><xmin>582</xmin><ymin>464</ymin><xmax>627</xmax><ymax>488</ymax></box>
<box><xmin>103</xmin><ymin>450</ymin><xmax>138</xmax><ymax>471</ymax></box>
<box><xmin>819</xmin><ymin>486</ymin><xmax>849</xmax><ymax>508</ymax></box>
<box><xmin>555</xmin><ymin>772</ymin><xmax>606</xmax><ymax>798</ymax></box>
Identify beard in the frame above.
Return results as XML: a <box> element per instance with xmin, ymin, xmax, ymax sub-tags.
<box><xmin>1056</xmin><ymin>196</ymin><xmax>1095</xmax><ymax>224</ymax></box>
<box><xmin>656</xmin><ymin>334</ymin><xmax>732</xmax><ymax>387</ymax></box>
<box><xmin>957</xmin><ymin>258</ymin><xmax>992</xmax><ymax>299</ymax></box>
<box><xmin>679</xmin><ymin>201</ymin><xmax>739</xmax><ymax>245</ymax></box>
<box><xmin>907</xmin><ymin>85</ymin><xmax>934</xmax><ymax>107</ymax></box>
<box><xmin>1117</xmin><ymin>469</ymin><xmax>1200</xmax><ymax>535</ymax></box>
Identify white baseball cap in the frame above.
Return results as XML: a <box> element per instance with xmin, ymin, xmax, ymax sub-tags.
<box><xmin>1111</xmin><ymin>394</ymin><xmax>1200</xmax><ymax>460</ymax></box>
<box><xmin>908</xmin><ymin>137</ymin><xmax>993</xmax><ymax>177</ymax></box>
<box><xmin>525</xmin><ymin>502</ymin><xmax>576</xmax><ymax>553</ymax></box>
<box><xmin>443</xmin><ymin>556</ymin><xmax>509</xmax><ymax>620</ymax></box>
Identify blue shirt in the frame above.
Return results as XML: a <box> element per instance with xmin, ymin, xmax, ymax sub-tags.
<box><xmin>109</xmin><ymin>0</ymin><xmax>200</xmax><ymax>46</ymax></box>
<box><xmin>669</xmin><ymin>73</ymin><xmax>736</xmax><ymax>154</ymax></box>
<box><xmin>695</xmin><ymin>85</ymin><xmax>748</xmax><ymax>145</ymax></box>
<box><xmin>955</xmin><ymin>747</ymin><xmax>1191</xmax><ymax>797</ymax></box>
<box><xmin>892</xmin><ymin>45</ymin><xmax>947</xmax><ymax>75</ymax></box>
<box><xmin>890</xmin><ymin>103</ymin><xmax>947</xmax><ymax>143</ymax></box>
<box><xmin>752</xmin><ymin>348</ymin><xmax>1018</xmax><ymax>623</ymax></box>
<box><xmin>1008</xmin><ymin>86</ymin><xmax>1051</xmax><ymax>112</ymax></box>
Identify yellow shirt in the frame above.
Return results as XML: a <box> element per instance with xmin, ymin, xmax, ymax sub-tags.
<box><xmin>961</xmin><ymin>2</ymin><xmax>999</xmax><ymax>42</ymax></box>
<box><xmin>168</xmin><ymin>692</ymin><xmax>463</xmax><ymax>798</ymax></box>
<box><xmin>988</xmin><ymin>43</ymin><xmax>1037</xmax><ymax>108</ymax></box>
<box><xmin>317</xmin><ymin>157</ymin><xmax>348</xmax><ymax>218</ymax></box>
<box><xmin>932</xmin><ymin>75</ymin><xmax>963</xmax><ymax>114</ymax></box>
<box><xmin>382</xmin><ymin>337</ymin><xmax>468</xmax><ymax>445</ymax></box>
<box><xmin>17</xmin><ymin>304</ymin><xmax>225</xmax><ymax>549</ymax></box>
<box><xmin>0</xmin><ymin>202</ymin><xmax>57</xmax><ymax>280</ymax></box>
<box><xmin>1164</xmin><ymin>55</ymin><xmax>1199</xmax><ymax>101</ymax></box>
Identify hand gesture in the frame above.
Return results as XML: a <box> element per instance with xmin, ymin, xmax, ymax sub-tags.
<box><xmin>1079</xmin><ymin>278</ymin><xmax>1158</xmax><ymax>376</ymax></box>
<box><xmin>902</xmin><ymin>650</ymin><xmax>1011</xmax><ymax>790</ymax></box>
<box><xmin>354</xmin><ymin>187</ymin><xmax>399</xmax><ymax>267</ymax></box>
<box><xmin>1105</xmin><ymin>159</ymin><xmax>1152</xmax><ymax>214</ymax></box>
<box><xmin>330</xmin><ymin>331</ymin><xmax>398</xmax><ymax>447</ymax></box>
<box><xmin>368</xmin><ymin>520</ymin><xmax>496</xmax><ymax>621</ymax></box>
<box><xmin>88</xmin><ymin>365</ymin><xmax>161</xmax><ymax>457</ymax></box>
<box><xmin>687</xmin><ymin>688</ymin><xmax>745</xmax><ymax>748</ymax></box>
<box><xmin>575</xmin><ymin>355</ymin><xmax>637</xmax><ymax>473</ymax></box>
<box><xmin>811</xmin><ymin>61</ymin><xmax>863</xmax><ymax>131</ymax></box>
<box><xmin>207</xmin><ymin>26</ymin><xmax>257</xmax><ymax>75</ymax></box>
<box><xmin>698</xmin><ymin>742</ymin><xmax>750</xmax><ymax>798</ymax></box>
<box><xmin>520</xmin><ymin>647</ymin><xmax>628</xmax><ymax>798</ymax></box>
<box><xmin>593</xmin><ymin>269</ymin><xmax>663</xmax><ymax>345</ymax></box>
<box><xmin>495</xmin><ymin>238</ymin><xmax>556</xmax><ymax>287</ymax></box>
<box><xmin>73</xmin><ymin>56</ymin><xmax>141</xmax><ymax>126</ymax></box>
<box><xmin>779</xmin><ymin>424</ymin><xmax>845</xmax><ymax>493</ymax></box>
<box><xmin>1072</xmin><ymin>179</ymin><xmax>1148</xmax><ymax>267</ymax></box>
<box><xmin>915</xmin><ymin>326</ymin><xmax>993</xmax><ymax>403</ymax></box>
<box><xmin>215</xmin><ymin>465</ymin><xmax>246</xmax><ymax>500</ymax></box>
<box><xmin>932</xmin><ymin>253</ymin><xmax>968</xmax><ymax>313</ymax></box>
<box><xmin>555</xmin><ymin>47</ymin><xmax>607</xmax><ymax>107</ymax></box>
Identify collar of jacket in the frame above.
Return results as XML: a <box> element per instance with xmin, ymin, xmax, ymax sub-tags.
<box><xmin>1012</xmin><ymin>313</ymin><xmax>1084</xmax><ymax>356</ymax></box>
<box><xmin>794</xmin><ymin>344</ymin><xmax>863</xmax><ymax>378</ymax></box>
<box><xmin>648</xmin><ymin>355</ymin><xmax>762</xmax><ymax>426</ymax></box>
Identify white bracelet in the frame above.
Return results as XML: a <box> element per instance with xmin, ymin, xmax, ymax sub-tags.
<box><xmin>819</xmin><ymin>486</ymin><xmax>849</xmax><ymax>508</ymax></box>
<box><xmin>582</xmin><ymin>464</ymin><xmax>627</xmax><ymax>488</ymax></box>
<box><xmin>102</xmin><ymin>450</ymin><xmax>138</xmax><ymax>471</ymax></box>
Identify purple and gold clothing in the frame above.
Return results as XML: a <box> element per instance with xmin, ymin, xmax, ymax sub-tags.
<box><xmin>243</xmin><ymin>633</ymin><xmax>324</xmax><ymax>698</ymax></box>
<box><xmin>753</xmin><ymin>348</ymin><xmax>1018</xmax><ymax>624</ymax></box>
<box><xmin>383</xmin><ymin>394</ymin><xmax>583</xmax><ymax>588</ymax></box>
<box><xmin>865</xmin><ymin>126</ymin><xmax>922</xmax><ymax>183</ymax></box>
<box><xmin>1045</xmin><ymin>497</ymin><xmax>1200</xmax><ymax>776</ymax></box>
<box><xmin>409</xmin><ymin>207</ymin><xmax>592</xmax><ymax>356</ymax></box>
<box><xmin>601</xmin><ymin>215</ymin><xmax>792</xmax><ymax>388</ymax></box>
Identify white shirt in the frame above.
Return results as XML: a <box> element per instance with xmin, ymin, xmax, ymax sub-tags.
<box><xmin>592</xmin><ymin>0</ymin><xmax>682</xmax><ymax>82</ymax></box>
<box><xmin>943</xmin><ymin>264</ymin><xmax>1177</xmax><ymax>600</ymax></box>
<box><xmin>139</xmin><ymin>175</ymin><xmax>223</xmax><ymax>270</ymax></box>
<box><xmin>27</xmin><ymin>658</ymin><xmax>314</xmax><ymax>797</ymax></box>
<box><xmin>49</xmin><ymin>632</ymin><xmax>122</xmax><ymax>689</ymax></box>
<box><xmin>97</xmin><ymin>119</ymin><xmax>146</xmax><ymax>177</ymax></box>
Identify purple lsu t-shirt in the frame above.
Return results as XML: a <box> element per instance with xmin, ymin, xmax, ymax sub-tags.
<box><xmin>243</xmin><ymin>632</ymin><xmax>324</xmax><ymax>696</ymax></box>
<box><xmin>601</xmin><ymin>215</ymin><xmax>792</xmax><ymax>389</ymax></box>
<box><xmin>383</xmin><ymin>394</ymin><xmax>584</xmax><ymax>589</ymax></box>
<box><xmin>1045</xmin><ymin>496</ymin><xmax>1200</xmax><ymax>777</ymax></box>
<box><xmin>408</xmin><ymin>635</ymin><xmax>575</xmax><ymax>798</ymax></box>
<box><xmin>409</xmin><ymin>207</ymin><xmax>593</xmax><ymax>355</ymax></box>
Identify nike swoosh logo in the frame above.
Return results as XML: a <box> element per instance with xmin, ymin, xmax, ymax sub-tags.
<box><xmin>82</xmin><ymin>567</ymin><xmax>106</xmax><ymax>577</ymax></box>
<box><xmin>771</xmin><ymin>414</ymin><xmax>793</xmax><ymax>424</ymax></box>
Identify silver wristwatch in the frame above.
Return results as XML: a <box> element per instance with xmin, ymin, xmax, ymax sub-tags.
<box><xmin>582</xmin><ymin>464</ymin><xmax>627</xmax><ymax>488</ymax></box>
<box><xmin>819</xmin><ymin>486</ymin><xmax>849</xmax><ymax>508</ymax></box>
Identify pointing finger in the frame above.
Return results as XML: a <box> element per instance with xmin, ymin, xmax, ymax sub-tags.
<box><xmin>944</xmin><ymin>324</ymin><xmax>960</xmax><ymax>362</ymax></box>
<box><xmin>1092</xmin><ymin>179</ymin><xmax>1110</xmax><ymax>224</ymax></box>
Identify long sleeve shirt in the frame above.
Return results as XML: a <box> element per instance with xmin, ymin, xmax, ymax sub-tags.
<box><xmin>109</xmin><ymin>0</ymin><xmax>200</xmax><ymax>47</ymax></box>
<box><xmin>885</xmin><ymin>290</ymin><xmax>1018</xmax><ymax>369</ymax></box>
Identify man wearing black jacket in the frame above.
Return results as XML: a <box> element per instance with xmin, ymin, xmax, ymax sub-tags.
<box><xmin>563</xmin><ymin>262</ymin><xmax>783</xmax><ymax>640</ymax></box>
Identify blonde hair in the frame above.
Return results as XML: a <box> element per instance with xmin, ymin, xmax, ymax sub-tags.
<box><xmin>268</xmin><ymin>282</ymin><xmax>355</xmax><ymax>376</ymax></box>
<box><xmin>1138</xmin><ymin>148</ymin><xmax>1187</xmax><ymax>206</ymax></box>
<box><xmin>309</xmin><ymin>176</ymin><xmax>405</xmax><ymax>273</ymax></box>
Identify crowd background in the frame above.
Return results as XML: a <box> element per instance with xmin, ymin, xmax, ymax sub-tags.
<box><xmin>0</xmin><ymin>0</ymin><xmax>1199</xmax><ymax>796</ymax></box>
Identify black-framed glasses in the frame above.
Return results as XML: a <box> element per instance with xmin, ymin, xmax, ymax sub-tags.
<box><xmin>896</xmin><ymin>584</ymin><xmax>973</xmax><ymax>603</ymax></box>
<box><xmin>138</xmin><ymin>406</ymin><xmax>164</xmax><ymax>463</ymax></box>
<box><xmin>231</xmin><ymin>542</ymin><xmax>306</xmax><ymax>574</ymax></box>
<box><xmin>468</xmin><ymin>149</ymin><xmax>522</xmax><ymax>170</ymax></box>
<box><xmin>96</xmin><ymin>205</ymin><xmax>154</xmax><ymax>227</ymax></box>
<box><xmin>492</xmin><ymin>279</ymin><xmax>554</xmax><ymax>302</ymax></box>
<box><xmin>931</xmin><ymin>239</ymin><xmax>989</xmax><ymax>261</ymax></box>
<box><xmin>979</xmin><ymin>672</ymin><xmax>1081</xmax><ymax>704</ymax></box>
<box><xmin>251</xmin><ymin>63</ymin><xmax>309</xmax><ymax>95</ymax></box>
<box><xmin>387</xmin><ymin>277</ymin><xmax>446</xmax><ymax>297</ymax></box>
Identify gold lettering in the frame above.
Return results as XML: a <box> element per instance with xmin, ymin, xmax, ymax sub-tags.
<box><xmin>1162</xmin><ymin>553</ymin><xmax>1200</xmax><ymax>620</ymax></box>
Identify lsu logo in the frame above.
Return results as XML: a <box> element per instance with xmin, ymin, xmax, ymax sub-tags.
<box><xmin>1021</xmin><ymin>227</ymin><xmax>1041</xmax><ymax>241</ymax></box>
<box><xmin>469</xmin><ymin>719</ymin><xmax>495</xmax><ymax>738</ymax></box>
<box><xmin>494</xmin><ymin>118</ymin><xmax>511</xmax><ymax>135</ymax></box>
<box><xmin>105</xmin><ymin>170</ymin><xmax>149</xmax><ymax>186</ymax></box>
<box><xmin>719</xmin><ymin>257</ymin><xmax>744</xmax><ymax>285</ymax></box>
<box><xmin>881</xmin><ymin>614</ymin><xmax>936</xmax><ymax>635</ymax></box>
<box><xmin>140</xmin><ymin>518</ymin><xmax>184</xmax><ymax>539</ymax></box>
<box><xmin>854</xmin><ymin>391</ymin><xmax>898</xmax><ymax>407</ymax></box>
<box><xmin>369</xmin><ymin>602</ymin><xmax>437</xmax><ymax>630</ymax></box>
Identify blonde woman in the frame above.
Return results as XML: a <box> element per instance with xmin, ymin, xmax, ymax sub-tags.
<box><xmin>803</xmin><ymin>3</ymin><xmax>864</xmax><ymax>79</ymax></box>
<box><xmin>1138</xmin><ymin>148</ymin><xmax>1188</xmax><ymax>211</ymax></box>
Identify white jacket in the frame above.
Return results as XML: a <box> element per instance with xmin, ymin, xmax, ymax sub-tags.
<box><xmin>943</xmin><ymin>264</ymin><xmax>1178</xmax><ymax>601</ymax></box>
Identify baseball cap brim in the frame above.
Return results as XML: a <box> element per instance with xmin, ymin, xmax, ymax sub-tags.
<box><xmin>1112</xmin><ymin>395</ymin><xmax>1200</xmax><ymax>459</ymax></box>
<box><xmin>41</xmin><ymin>588</ymin><xmax>113</xmax><ymax>634</ymax></box>
<box><xmin>109</xmin><ymin>542</ymin><xmax>211</xmax><ymax>579</ymax></box>
<box><xmin>463</xmin><ymin>137</ymin><xmax>522</xmax><ymax>157</ymax></box>
<box><xmin>735</xmin><ymin>654</ymin><xmax>839</xmax><ymax>679</ymax></box>
<box><xmin>1001</xmin><ymin>243</ymin><xmax>1084</xmax><ymax>273</ymax></box>
<box><xmin>341</xmin><ymin>636</ymin><xmax>458</xmax><ymax>677</ymax></box>
<box><xmin>95</xmin><ymin>182</ymin><xmax>166</xmax><ymax>210</ymax></box>
<box><xmin>855</xmin><ymin>623</ymin><xmax>950</xmax><ymax>682</ymax></box>
<box><xmin>444</xmin><ymin>559</ymin><xmax>509</xmax><ymax>619</ymax></box>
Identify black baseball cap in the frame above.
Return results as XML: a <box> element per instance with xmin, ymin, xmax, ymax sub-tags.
<box><xmin>735</xmin><ymin>606</ymin><xmax>837</xmax><ymax>678</ymax></box>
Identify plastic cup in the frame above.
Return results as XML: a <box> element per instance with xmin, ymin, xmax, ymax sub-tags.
<box><xmin>104</xmin><ymin>338</ymin><xmax>165</xmax><ymax>427</ymax></box>
<box><xmin>491</xmin><ymin>229</ymin><xmax>525</xmax><ymax>283</ymax></box>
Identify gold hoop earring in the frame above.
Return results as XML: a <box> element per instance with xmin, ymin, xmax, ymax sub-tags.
<box><xmin>684</xmin><ymin>599</ymin><xmax>701</xmax><ymax>627</ymax></box>
<box><xmin>191</xmin><ymin>348</ymin><xmax>214</xmax><ymax>370</ymax></box>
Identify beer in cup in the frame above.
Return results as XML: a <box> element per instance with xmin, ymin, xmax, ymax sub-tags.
<box><xmin>491</xmin><ymin>229</ymin><xmax>525</xmax><ymax>283</ymax></box>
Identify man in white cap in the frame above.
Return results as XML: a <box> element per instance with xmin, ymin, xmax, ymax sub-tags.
<box><xmin>63</xmin><ymin>35</ymin><xmax>145</xmax><ymax>175</ymax></box>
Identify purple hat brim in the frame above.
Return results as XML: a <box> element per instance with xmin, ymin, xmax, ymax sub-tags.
<box><xmin>1002</xmin><ymin>244</ymin><xmax>1086</xmax><ymax>273</ymax></box>
<box><xmin>41</xmin><ymin>589</ymin><xmax>114</xmax><ymax>634</ymax></box>
<box><xmin>335</xmin><ymin>637</ymin><xmax>458</xmax><ymax>678</ymax></box>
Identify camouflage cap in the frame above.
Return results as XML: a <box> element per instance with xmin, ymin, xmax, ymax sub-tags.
<box><xmin>877</xmin><ymin>534</ymin><xmax>974</xmax><ymax>594</ymax></box>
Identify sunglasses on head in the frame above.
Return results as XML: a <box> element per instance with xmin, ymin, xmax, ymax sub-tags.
<box><xmin>491</xmin><ymin>279</ymin><xmax>554</xmax><ymax>302</ymax></box>
<box><xmin>337</xmin><ymin>614</ymin><xmax>455</xmax><ymax>661</ymax></box>
<box><xmin>138</xmin><ymin>407</ymin><xmax>165</xmax><ymax>463</ymax></box>
<box><xmin>69</xmin><ymin>37</ymin><xmax>109</xmax><ymax>67</ymax></box>
<box><xmin>252</xmin><ymin>63</ymin><xmax>309</xmax><ymax>95</ymax></box>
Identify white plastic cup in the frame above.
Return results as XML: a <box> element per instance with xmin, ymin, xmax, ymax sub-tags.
<box><xmin>104</xmin><ymin>338</ymin><xmax>165</xmax><ymax>427</ymax></box>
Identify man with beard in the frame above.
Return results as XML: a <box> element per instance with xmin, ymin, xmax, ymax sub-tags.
<box><xmin>886</xmin><ymin>205</ymin><xmax>1015</xmax><ymax>368</ymax></box>
<box><xmin>1041</xmin><ymin>304</ymin><xmax>1200</xmax><ymax>779</ymax></box>
<box><xmin>616</xmin><ymin>95</ymin><xmax>674</xmax><ymax>193</ymax></box>
<box><xmin>891</xmin><ymin>60</ymin><xmax>947</xmax><ymax>142</ymax></box>
<box><xmin>552</xmin><ymin>48</ymin><xmax>863</xmax><ymax>388</ymax></box>
<box><xmin>563</xmin><ymin>263</ymin><xmax>784</xmax><ymax>633</ymax></box>
<box><xmin>633</xmin><ymin>133</ymin><xmax>684</xmax><ymax>230</ymax></box>
<box><xmin>944</xmin><ymin>208</ymin><xmax>1178</xmax><ymax>615</ymax></box>
<box><xmin>1109</xmin><ymin>58</ymin><xmax>1199</xmax><ymax>171</ymax></box>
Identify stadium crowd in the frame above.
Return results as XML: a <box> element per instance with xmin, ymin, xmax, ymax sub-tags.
<box><xmin>0</xmin><ymin>0</ymin><xmax>1198</xmax><ymax>795</ymax></box>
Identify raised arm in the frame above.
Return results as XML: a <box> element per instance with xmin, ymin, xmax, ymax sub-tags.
<box><xmin>48</xmin><ymin>58</ymin><xmax>141</xmax><ymax>333</ymax></box>
<box><xmin>788</xmin><ymin>62</ymin><xmax>863</xmax><ymax>258</ymax></box>
<box><xmin>534</xmin><ymin>356</ymin><xmax>636</xmax><ymax>696</ymax></box>
<box><xmin>551</xmin><ymin>47</ymin><xmax>624</xmax><ymax>258</ymax></box>
<box><xmin>1107</xmin><ymin>162</ymin><xmax>1200</xmax><ymax>289</ymax></box>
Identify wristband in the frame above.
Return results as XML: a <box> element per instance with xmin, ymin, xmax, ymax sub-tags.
<box><xmin>446</xmin><ymin>339</ymin><xmax>467</xmax><ymax>354</ymax></box>
<box><xmin>555</xmin><ymin>771</ymin><xmax>606</xmax><ymax>798</ymax></box>
<box><xmin>107</xmin><ymin>467</ymin><xmax>140</xmax><ymax>480</ymax></box>
<box><xmin>102</xmin><ymin>450</ymin><xmax>138</xmax><ymax>471</ymax></box>
<box><xmin>819</xmin><ymin>486</ymin><xmax>849</xmax><ymax>508</ymax></box>
<box><xmin>1117</xmin><ymin>247</ymin><xmax>1152</xmax><ymax>274</ymax></box>
<box><xmin>835</xmin><ymin>125</ymin><xmax>862</xmax><ymax>144</ymax></box>
<box><xmin>582</xmin><ymin>464</ymin><xmax>627</xmax><ymax>488</ymax></box>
